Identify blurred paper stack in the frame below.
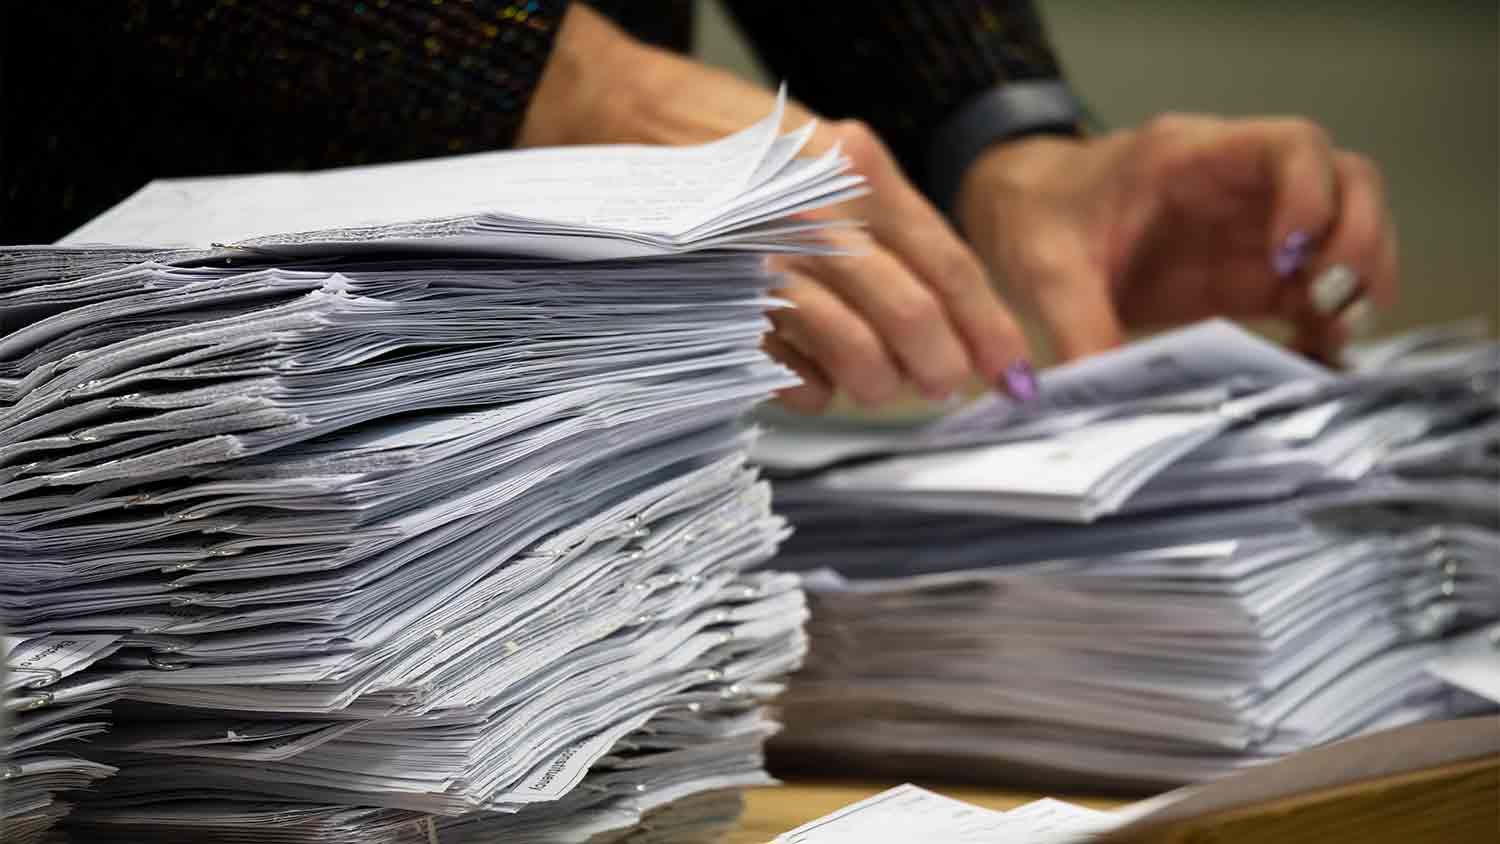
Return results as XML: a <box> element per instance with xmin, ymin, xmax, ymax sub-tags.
<box><xmin>757</xmin><ymin>320</ymin><xmax>1500</xmax><ymax>791</ymax></box>
<box><xmin>0</xmin><ymin>95</ymin><xmax>847</xmax><ymax>843</ymax></box>
<box><xmin>3</xmin><ymin>634</ymin><xmax>121</xmax><ymax>839</ymax></box>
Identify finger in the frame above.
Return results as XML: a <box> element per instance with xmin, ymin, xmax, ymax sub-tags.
<box><xmin>761</xmin><ymin>331</ymin><xmax>834</xmax><ymax>414</ymax></box>
<box><xmin>768</xmin><ymin>272</ymin><xmax>905</xmax><ymax>408</ymax></box>
<box><xmin>1375</xmin><ymin>215</ymin><xmax>1400</xmax><ymax>310</ymax></box>
<box><xmin>1315</xmin><ymin>152</ymin><xmax>1397</xmax><ymax>311</ymax></box>
<box><xmin>1290</xmin><ymin>310</ymin><xmax>1350</xmax><ymax>367</ymax></box>
<box><xmin>1286</xmin><ymin>264</ymin><xmax>1382</xmax><ymax>365</ymax></box>
<box><xmin>1022</xmin><ymin>232</ymin><xmax>1126</xmax><ymax>361</ymax></box>
<box><xmin>825</xmin><ymin>120</ymin><xmax>1032</xmax><ymax>386</ymax></box>
<box><xmin>1277</xmin><ymin>262</ymin><xmax>1348</xmax><ymax>363</ymax></box>
<box><xmin>782</xmin><ymin>230</ymin><xmax>972</xmax><ymax>400</ymax></box>
<box><xmin>1285</xmin><ymin>152</ymin><xmax>1396</xmax><ymax>350</ymax></box>
<box><xmin>1229</xmin><ymin>118</ymin><xmax>1340</xmax><ymax>279</ymax></box>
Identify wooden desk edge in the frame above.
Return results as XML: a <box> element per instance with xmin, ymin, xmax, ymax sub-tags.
<box><xmin>1103</xmin><ymin>755</ymin><xmax>1499</xmax><ymax>843</ymax></box>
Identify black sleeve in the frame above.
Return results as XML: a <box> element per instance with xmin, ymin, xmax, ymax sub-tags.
<box><xmin>722</xmin><ymin>0</ymin><xmax>1083</xmax><ymax>214</ymax></box>
<box><xmin>1</xmin><ymin>0</ymin><xmax>571</xmax><ymax>244</ymax></box>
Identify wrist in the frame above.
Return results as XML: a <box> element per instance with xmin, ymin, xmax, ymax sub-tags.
<box><xmin>956</xmin><ymin>134</ymin><xmax>1085</xmax><ymax>240</ymax></box>
<box><xmin>520</xmin><ymin>4</ymin><xmax>812</xmax><ymax>150</ymax></box>
<box><xmin>518</xmin><ymin>3</ymin><xmax>647</xmax><ymax>147</ymax></box>
<box><xmin>522</xmin><ymin>3</ymin><xmax>824</xmax><ymax>151</ymax></box>
<box><xmin>611</xmin><ymin>46</ymin><xmax>821</xmax><ymax>148</ymax></box>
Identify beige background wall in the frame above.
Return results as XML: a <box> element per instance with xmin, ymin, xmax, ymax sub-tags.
<box><xmin>693</xmin><ymin>0</ymin><xmax>1498</xmax><ymax>370</ymax></box>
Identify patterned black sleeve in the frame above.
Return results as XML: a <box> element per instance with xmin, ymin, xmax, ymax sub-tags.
<box><xmin>1</xmin><ymin>0</ymin><xmax>570</xmax><ymax>243</ymax></box>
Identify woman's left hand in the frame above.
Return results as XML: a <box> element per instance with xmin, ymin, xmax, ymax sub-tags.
<box><xmin>958</xmin><ymin>113</ymin><xmax>1399</xmax><ymax>363</ymax></box>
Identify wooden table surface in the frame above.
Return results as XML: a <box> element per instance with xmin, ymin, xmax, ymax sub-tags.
<box><xmin>730</xmin><ymin>758</ymin><xmax>1500</xmax><ymax>844</ymax></box>
<box><xmin>728</xmin><ymin>780</ymin><xmax>1129</xmax><ymax>844</ymax></box>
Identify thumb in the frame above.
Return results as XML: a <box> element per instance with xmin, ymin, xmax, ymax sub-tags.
<box><xmin>1022</xmin><ymin>244</ymin><xmax>1125</xmax><ymax>361</ymax></box>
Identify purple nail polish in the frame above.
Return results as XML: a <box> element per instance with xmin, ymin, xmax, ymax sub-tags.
<box><xmin>1002</xmin><ymin>360</ymin><xmax>1039</xmax><ymax>402</ymax></box>
<box><xmin>1274</xmin><ymin>230</ymin><xmax>1312</xmax><ymax>278</ymax></box>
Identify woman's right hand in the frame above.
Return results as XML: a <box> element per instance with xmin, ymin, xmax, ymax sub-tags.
<box><xmin>517</xmin><ymin>4</ymin><xmax>1037</xmax><ymax>413</ymax></box>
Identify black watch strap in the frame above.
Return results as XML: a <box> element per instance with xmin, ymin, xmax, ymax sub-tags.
<box><xmin>925</xmin><ymin>79</ymin><xmax>1085</xmax><ymax>217</ymax></box>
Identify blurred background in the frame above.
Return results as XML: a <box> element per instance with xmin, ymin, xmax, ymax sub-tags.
<box><xmin>696</xmin><ymin>0</ymin><xmax>1498</xmax><ymax>414</ymax></box>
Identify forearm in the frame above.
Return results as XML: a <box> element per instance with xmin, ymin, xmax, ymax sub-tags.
<box><xmin>518</xmin><ymin>3</ymin><xmax>818</xmax><ymax>150</ymax></box>
<box><xmin>956</xmin><ymin>133</ymin><xmax>1093</xmax><ymax>245</ymax></box>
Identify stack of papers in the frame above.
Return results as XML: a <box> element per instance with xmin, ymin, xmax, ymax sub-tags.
<box><xmin>1</xmin><ymin>95</ymin><xmax>843</xmax><ymax>843</ymax></box>
<box><xmin>756</xmin><ymin>320</ymin><xmax>1500</xmax><ymax>790</ymax></box>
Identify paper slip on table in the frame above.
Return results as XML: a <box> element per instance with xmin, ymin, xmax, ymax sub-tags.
<box><xmin>730</xmin><ymin>780</ymin><xmax>1123</xmax><ymax>844</ymax></box>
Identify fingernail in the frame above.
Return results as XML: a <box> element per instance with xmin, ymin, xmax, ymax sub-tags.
<box><xmin>1274</xmin><ymin>230</ymin><xmax>1313</xmax><ymax>278</ymax></box>
<box><xmin>1001</xmin><ymin>360</ymin><xmax>1040</xmax><ymax>402</ymax></box>
<box><xmin>1341</xmin><ymin>296</ymin><xmax>1376</xmax><ymax>337</ymax></box>
<box><xmin>1311</xmin><ymin>265</ymin><xmax>1359</xmax><ymax>315</ymax></box>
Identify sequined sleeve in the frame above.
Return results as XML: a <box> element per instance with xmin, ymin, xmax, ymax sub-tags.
<box><xmin>721</xmin><ymin>0</ymin><xmax>1076</xmax><ymax>209</ymax></box>
<box><xmin>1</xmin><ymin>0</ymin><xmax>570</xmax><ymax>243</ymax></box>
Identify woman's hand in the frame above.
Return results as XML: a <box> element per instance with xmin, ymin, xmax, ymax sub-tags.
<box><xmin>519</xmin><ymin>4</ymin><xmax>1035</xmax><ymax>413</ymax></box>
<box><xmin>957</xmin><ymin>114</ymin><xmax>1398</xmax><ymax>363</ymax></box>
<box><xmin>762</xmin><ymin>120</ymin><xmax>1033</xmax><ymax>413</ymax></box>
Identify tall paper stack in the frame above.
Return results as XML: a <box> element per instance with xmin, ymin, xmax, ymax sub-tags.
<box><xmin>756</xmin><ymin>320</ymin><xmax>1500</xmax><ymax>791</ymax></box>
<box><xmin>0</xmin><ymin>95</ymin><xmax>850</xmax><ymax>843</ymax></box>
